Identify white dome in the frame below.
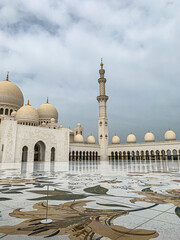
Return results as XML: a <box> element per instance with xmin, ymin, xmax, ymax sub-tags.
<box><xmin>41</xmin><ymin>122</ymin><xmax>46</xmax><ymax>127</ymax></box>
<box><xmin>11</xmin><ymin>110</ymin><xmax>17</xmax><ymax>117</ymax></box>
<box><xmin>112</xmin><ymin>135</ymin><xmax>120</xmax><ymax>144</ymax></box>
<box><xmin>77</xmin><ymin>122</ymin><xmax>81</xmax><ymax>127</ymax></box>
<box><xmin>51</xmin><ymin>118</ymin><xmax>55</xmax><ymax>123</ymax></box>
<box><xmin>16</xmin><ymin>101</ymin><xmax>39</xmax><ymax>125</ymax></box>
<box><xmin>127</xmin><ymin>133</ymin><xmax>136</xmax><ymax>144</ymax></box>
<box><xmin>37</xmin><ymin>99</ymin><xmax>58</xmax><ymax>122</ymax></box>
<box><xmin>0</xmin><ymin>76</ymin><xmax>24</xmax><ymax>109</ymax></box>
<box><xmin>144</xmin><ymin>131</ymin><xmax>155</xmax><ymax>142</ymax></box>
<box><xmin>74</xmin><ymin>134</ymin><xmax>84</xmax><ymax>143</ymax></box>
<box><xmin>69</xmin><ymin>128</ymin><xmax>74</xmax><ymax>134</ymax></box>
<box><xmin>164</xmin><ymin>129</ymin><xmax>176</xmax><ymax>141</ymax></box>
<box><xmin>87</xmin><ymin>135</ymin><xmax>96</xmax><ymax>144</ymax></box>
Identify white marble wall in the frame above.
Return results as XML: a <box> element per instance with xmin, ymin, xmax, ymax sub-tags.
<box><xmin>0</xmin><ymin>119</ymin><xmax>69</xmax><ymax>163</ymax></box>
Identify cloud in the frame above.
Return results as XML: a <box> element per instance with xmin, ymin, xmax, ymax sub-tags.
<box><xmin>0</xmin><ymin>0</ymin><xmax>180</xmax><ymax>142</ymax></box>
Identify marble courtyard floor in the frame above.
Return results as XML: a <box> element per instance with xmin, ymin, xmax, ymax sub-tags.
<box><xmin>0</xmin><ymin>159</ymin><xmax>180</xmax><ymax>239</ymax></box>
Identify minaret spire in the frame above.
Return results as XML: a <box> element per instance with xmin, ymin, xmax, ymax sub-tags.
<box><xmin>97</xmin><ymin>59</ymin><xmax>109</xmax><ymax>160</ymax></box>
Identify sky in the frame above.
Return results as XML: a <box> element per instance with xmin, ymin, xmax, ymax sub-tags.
<box><xmin>0</xmin><ymin>0</ymin><xmax>180</xmax><ymax>143</ymax></box>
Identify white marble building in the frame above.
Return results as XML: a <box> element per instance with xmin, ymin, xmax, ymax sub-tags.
<box><xmin>0</xmin><ymin>61</ymin><xmax>180</xmax><ymax>163</ymax></box>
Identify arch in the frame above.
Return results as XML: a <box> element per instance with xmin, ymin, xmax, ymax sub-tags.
<box><xmin>76</xmin><ymin>151</ymin><xmax>78</xmax><ymax>160</ymax></box>
<box><xmin>0</xmin><ymin>108</ymin><xmax>3</xmax><ymax>114</ymax></box>
<box><xmin>90</xmin><ymin>151</ymin><xmax>92</xmax><ymax>160</ymax></box>
<box><xmin>93</xmin><ymin>151</ymin><xmax>95</xmax><ymax>160</ymax></box>
<box><xmin>5</xmin><ymin>108</ymin><xmax>8</xmax><ymax>115</ymax></box>
<box><xmin>115</xmin><ymin>151</ymin><xmax>118</xmax><ymax>160</ymax></box>
<box><xmin>167</xmin><ymin>149</ymin><xmax>171</xmax><ymax>160</ymax></box>
<box><xmin>161</xmin><ymin>150</ymin><xmax>165</xmax><ymax>160</ymax></box>
<box><xmin>34</xmin><ymin>141</ymin><xmax>46</xmax><ymax>161</ymax></box>
<box><xmin>156</xmin><ymin>150</ymin><xmax>160</xmax><ymax>160</ymax></box>
<box><xmin>119</xmin><ymin>151</ymin><xmax>122</xmax><ymax>160</ymax></box>
<box><xmin>86</xmin><ymin>151</ymin><xmax>88</xmax><ymax>160</ymax></box>
<box><xmin>123</xmin><ymin>151</ymin><xmax>126</xmax><ymax>160</ymax></box>
<box><xmin>151</xmin><ymin>150</ymin><xmax>155</xmax><ymax>160</ymax></box>
<box><xmin>69</xmin><ymin>152</ymin><xmax>71</xmax><ymax>161</ymax></box>
<box><xmin>10</xmin><ymin>109</ymin><xmax>13</xmax><ymax>115</ymax></box>
<box><xmin>96</xmin><ymin>152</ymin><xmax>98</xmax><ymax>160</ymax></box>
<box><xmin>51</xmin><ymin>147</ymin><xmax>55</xmax><ymax>161</ymax></box>
<box><xmin>22</xmin><ymin>146</ymin><xmax>28</xmax><ymax>162</ymax></box>
<box><xmin>72</xmin><ymin>151</ymin><xmax>75</xmax><ymax>160</ymax></box>
<box><xmin>79</xmin><ymin>151</ymin><xmax>82</xmax><ymax>160</ymax></box>
<box><xmin>83</xmin><ymin>151</ymin><xmax>85</xmax><ymax>160</ymax></box>
<box><xmin>141</xmin><ymin>151</ymin><xmax>144</xmax><ymax>160</ymax></box>
<box><xmin>136</xmin><ymin>151</ymin><xmax>139</xmax><ymax>160</ymax></box>
<box><xmin>173</xmin><ymin>149</ymin><xmax>177</xmax><ymax>160</ymax></box>
<box><xmin>127</xmin><ymin>151</ymin><xmax>130</xmax><ymax>160</ymax></box>
<box><xmin>145</xmin><ymin>150</ymin><xmax>149</xmax><ymax>160</ymax></box>
<box><xmin>132</xmin><ymin>151</ymin><xmax>135</xmax><ymax>160</ymax></box>
<box><xmin>111</xmin><ymin>151</ymin><xmax>114</xmax><ymax>160</ymax></box>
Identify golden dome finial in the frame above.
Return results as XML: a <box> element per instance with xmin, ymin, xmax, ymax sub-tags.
<box><xmin>6</xmin><ymin>72</ymin><xmax>9</xmax><ymax>81</ymax></box>
<box><xmin>27</xmin><ymin>99</ymin><xmax>30</xmax><ymax>105</ymax></box>
<box><xmin>100</xmin><ymin>58</ymin><xmax>103</xmax><ymax>68</ymax></box>
<box><xmin>47</xmin><ymin>97</ymin><xmax>49</xmax><ymax>104</ymax></box>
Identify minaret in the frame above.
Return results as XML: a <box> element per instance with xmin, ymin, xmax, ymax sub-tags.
<box><xmin>97</xmin><ymin>58</ymin><xmax>109</xmax><ymax>160</ymax></box>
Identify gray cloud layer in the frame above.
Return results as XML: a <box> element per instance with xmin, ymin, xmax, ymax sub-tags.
<box><xmin>0</xmin><ymin>0</ymin><xmax>180</xmax><ymax>143</ymax></box>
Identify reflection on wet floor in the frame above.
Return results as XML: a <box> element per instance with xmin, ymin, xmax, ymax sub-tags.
<box><xmin>0</xmin><ymin>160</ymin><xmax>180</xmax><ymax>239</ymax></box>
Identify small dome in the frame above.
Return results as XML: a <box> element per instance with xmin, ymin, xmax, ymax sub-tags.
<box><xmin>144</xmin><ymin>131</ymin><xmax>155</xmax><ymax>142</ymax></box>
<box><xmin>16</xmin><ymin>101</ymin><xmax>39</xmax><ymax>125</ymax></box>
<box><xmin>112</xmin><ymin>135</ymin><xmax>120</xmax><ymax>144</ymax></box>
<box><xmin>37</xmin><ymin>98</ymin><xmax>58</xmax><ymax>122</ymax></box>
<box><xmin>11</xmin><ymin>110</ymin><xmax>17</xmax><ymax>117</ymax></box>
<box><xmin>69</xmin><ymin>128</ymin><xmax>74</xmax><ymax>134</ymax></box>
<box><xmin>74</xmin><ymin>134</ymin><xmax>84</xmax><ymax>143</ymax></box>
<box><xmin>51</xmin><ymin>118</ymin><xmax>55</xmax><ymax>123</ymax></box>
<box><xmin>77</xmin><ymin>122</ymin><xmax>81</xmax><ymax>127</ymax></box>
<box><xmin>0</xmin><ymin>74</ymin><xmax>24</xmax><ymax>108</ymax></box>
<box><xmin>59</xmin><ymin>124</ymin><xmax>63</xmax><ymax>129</ymax></box>
<box><xmin>164</xmin><ymin>129</ymin><xmax>176</xmax><ymax>141</ymax></box>
<box><xmin>41</xmin><ymin>122</ymin><xmax>46</xmax><ymax>127</ymax></box>
<box><xmin>87</xmin><ymin>135</ymin><xmax>96</xmax><ymax>144</ymax></box>
<box><xmin>127</xmin><ymin>133</ymin><xmax>136</xmax><ymax>144</ymax></box>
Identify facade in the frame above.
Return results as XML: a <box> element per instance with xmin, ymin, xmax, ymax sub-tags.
<box><xmin>0</xmin><ymin>62</ymin><xmax>180</xmax><ymax>163</ymax></box>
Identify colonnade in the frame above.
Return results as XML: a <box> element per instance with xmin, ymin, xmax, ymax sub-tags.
<box><xmin>69</xmin><ymin>151</ymin><xmax>100</xmax><ymax>161</ymax></box>
<box><xmin>109</xmin><ymin>149</ymin><xmax>180</xmax><ymax>161</ymax></box>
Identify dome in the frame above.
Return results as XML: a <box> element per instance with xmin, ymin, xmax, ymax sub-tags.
<box><xmin>144</xmin><ymin>131</ymin><xmax>155</xmax><ymax>142</ymax></box>
<box><xmin>164</xmin><ymin>129</ymin><xmax>176</xmax><ymax>141</ymax></box>
<box><xmin>51</xmin><ymin>118</ymin><xmax>55</xmax><ymax>123</ymax></box>
<box><xmin>0</xmin><ymin>74</ymin><xmax>24</xmax><ymax>108</ymax></box>
<box><xmin>11</xmin><ymin>110</ymin><xmax>17</xmax><ymax>117</ymax></box>
<box><xmin>16</xmin><ymin>101</ymin><xmax>39</xmax><ymax>125</ymax></box>
<box><xmin>74</xmin><ymin>134</ymin><xmax>84</xmax><ymax>143</ymax></box>
<box><xmin>127</xmin><ymin>133</ymin><xmax>136</xmax><ymax>144</ymax></box>
<box><xmin>112</xmin><ymin>135</ymin><xmax>120</xmax><ymax>144</ymax></box>
<box><xmin>87</xmin><ymin>135</ymin><xmax>96</xmax><ymax>144</ymax></box>
<box><xmin>41</xmin><ymin>122</ymin><xmax>46</xmax><ymax>127</ymax></box>
<box><xmin>37</xmin><ymin>98</ymin><xmax>58</xmax><ymax>122</ymax></box>
<box><xmin>69</xmin><ymin>128</ymin><xmax>74</xmax><ymax>134</ymax></box>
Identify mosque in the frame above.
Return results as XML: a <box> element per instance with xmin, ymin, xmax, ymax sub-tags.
<box><xmin>0</xmin><ymin>60</ymin><xmax>180</xmax><ymax>163</ymax></box>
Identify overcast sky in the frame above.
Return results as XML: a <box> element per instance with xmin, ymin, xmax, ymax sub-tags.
<box><xmin>0</xmin><ymin>0</ymin><xmax>180</xmax><ymax>143</ymax></box>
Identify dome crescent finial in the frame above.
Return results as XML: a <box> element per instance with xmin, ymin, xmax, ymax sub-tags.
<box><xmin>47</xmin><ymin>97</ymin><xmax>49</xmax><ymax>103</ymax></box>
<box><xmin>6</xmin><ymin>72</ymin><xmax>9</xmax><ymax>81</ymax></box>
<box><xmin>27</xmin><ymin>99</ymin><xmax>30</xmax><ymax>105</ymax></box>
<box><xmin>100</xmin><ymin>58</ymin><xmax>103</xmax><ymax>68</ymax></box>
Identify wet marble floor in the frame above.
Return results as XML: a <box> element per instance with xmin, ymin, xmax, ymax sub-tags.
<box><xmin>0</xmin><ymin>159</ymin><xmax>180</xmax><ymax>239</ymax></box>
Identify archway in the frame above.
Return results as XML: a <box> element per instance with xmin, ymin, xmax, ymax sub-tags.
<box><xmin>34</xmin><ymin>141</ymin><xmax>46</xmax><ymax>161</ymax></box>
<box><xmin>51</xmin><ymin>147</ymin><xmax>55</xmax><ymax>161</ymax></box>
<box><xmin>22</xmin><ymin>146</ymin><xmax>28</xmax><ymax>162</ymax></box>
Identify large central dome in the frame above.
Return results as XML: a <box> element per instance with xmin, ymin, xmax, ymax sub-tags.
<box><xmin>0</xmin><ymin>75</ymin><xmax>24</xmax><ymax>109</ymax></box>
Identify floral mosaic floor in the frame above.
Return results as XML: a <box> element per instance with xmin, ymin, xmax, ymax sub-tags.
<box><xmin>0</xmin><ymin>159</ymin><xmax>180</xmax><ymax>239</ymax></box>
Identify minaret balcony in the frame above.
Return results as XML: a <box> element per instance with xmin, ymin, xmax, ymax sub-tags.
<box><xmin>97</xmin><ymin>95</ymin><xmax>109</xmax><ymax>102</ymax></box>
